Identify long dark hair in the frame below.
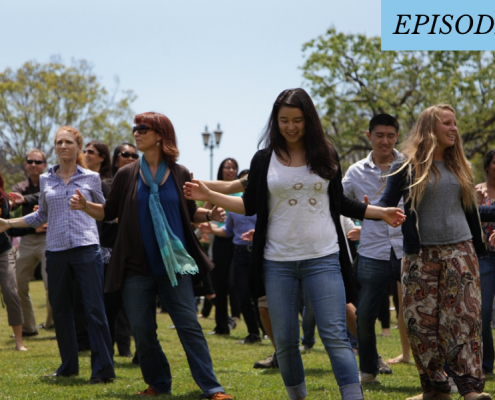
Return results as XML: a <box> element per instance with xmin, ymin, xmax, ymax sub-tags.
<box><xmin>86</xmin><ymin>141</ymin><xmax>111</xmax><ymax>179</ymax></box>
<box><xmin>111</xmin><ymin>142</ymin><xmax>137</xmax><ymax>176</ymax></box>
<box><xmin>0</xmin><ymin>172</ymin><xmax>6</xmax><ymax>206</ymax></box>
<box><xmin>258</xmin><ymin>88</ymin><xmax>338</xmax><ymax>180</ymax></box>
<box><xmin>484</xmin><ymin>149</ymin><xmax>495</xmax><ymax>178</ymax></box>
<box><xmin>216</xmin><ymin>158</ymin><xmax>239</xmax><ymax>181</ymax></box>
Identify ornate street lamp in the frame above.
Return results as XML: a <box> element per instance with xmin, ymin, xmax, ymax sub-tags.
<box><xmin>202</xmin><ymin>123</ymin><xmax>223</xmax><ymax>180</ymax></box>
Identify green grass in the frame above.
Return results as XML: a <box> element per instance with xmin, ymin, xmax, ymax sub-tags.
<box><xmin>0</xmin><ymin>281</ymin><xmax>494</xmax><ymax>399</ymax></box>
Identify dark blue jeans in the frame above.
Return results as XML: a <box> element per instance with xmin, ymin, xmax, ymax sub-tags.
<box><xmin>121</xmin><ymin>274</ymin><xmax>224</xmax><ymax>396</ymax></box>
<box><xmin>480</xmin><ymin>252</ymin><xmax>495</xmax><ymax>373</ymax></box>
<box><xmin>356</xmin><ymin>249</ymin><xmax>401</xmax><ymax>375</ymax></box>
<box><xmin>45</xmin><ymin>245</ymin><xmax>115</xmax><ymax>379</ymax></box>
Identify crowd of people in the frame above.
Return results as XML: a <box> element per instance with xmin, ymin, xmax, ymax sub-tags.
<box><xmin>0</xmin><ymin>87</ymin><xmax>494</xmax><ymax>399</ymax></box>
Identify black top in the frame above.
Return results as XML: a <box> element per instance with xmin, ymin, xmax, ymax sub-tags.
<box><xmin>97</xmin><ymin>179</ymin><xmax>118</xmax><ymax>249</ymax></box>
<box><xmin>10</xmin><ymin>177</ymin><xmax>43</xmax><ymax>237</ymax></box>
<box><xmin>242</xmin><ymin>148</ymin><xmax>367</xmax><ymax>302</ymax></box>
<box><xmin>377</xmin><ymin>162</ymin><xmax>495</xmax><ymax>256</ymax></box>
<box><xmin>0</xmin><ymin>200</ymin><xmax>12</xmax><ymax>254</ymax></box>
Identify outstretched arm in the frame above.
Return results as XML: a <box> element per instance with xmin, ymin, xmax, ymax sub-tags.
<box><xmin>184</xmin><ymin>180</ymin><xmax>246</xmax><ymax>215</ymax></box>
<box><xmin>202</xmin><ymin>179</ymin><xmax>245</xmax><ymax>195</ymax></box>
<box><xmin>0</xmin><ymin>217</ymin><xmax>29</xmax><ymax>233</ymax></box>
<box><xmin>70</xmin><ymin>189</ymin><xmax>105</xmax><ymax>221</ymax></box>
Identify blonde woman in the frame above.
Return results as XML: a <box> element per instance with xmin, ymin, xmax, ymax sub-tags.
<box><xmin>377</xmin><ymin>105</ymin><xmax>494</xmax><ymax>400</ymax></box>
<box><xmin>0</xmin><ymin>126</ymin><xmax>115</xmax><ymax>383</ymax></box>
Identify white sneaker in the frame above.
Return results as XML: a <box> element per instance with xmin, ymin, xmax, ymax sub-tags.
<box><xmin>359</xmin><ymin>372</ymin><xmax>381</xmax><ymax>384</ymax></box>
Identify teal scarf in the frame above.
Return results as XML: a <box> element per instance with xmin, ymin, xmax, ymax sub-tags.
<box><xmin>140</xmin><ymin>157</ymin><xmax>199</xmax><ymax>286</ymax></box>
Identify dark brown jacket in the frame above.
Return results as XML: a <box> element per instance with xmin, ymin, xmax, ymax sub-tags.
<box><xmin>103</xmin><ymin>161</ymin><xmax>213</xmax><ymax>292</ymax></box>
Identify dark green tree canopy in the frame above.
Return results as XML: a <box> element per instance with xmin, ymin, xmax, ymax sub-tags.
<box><xmin>301</xmin><ymin>27</ymin><xmax>495</xmax><ymax>174</ymax></box>
<box><xmin>0</xmin><ymin>57</ymin><xmax>136</xmax><ymax>188</ymax></box>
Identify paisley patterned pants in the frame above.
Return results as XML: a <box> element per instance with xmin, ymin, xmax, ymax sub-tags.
<box><xmin>402</xmin><ymin>241</ymin><xmax>485</xmax><ymax>395</ymax></box>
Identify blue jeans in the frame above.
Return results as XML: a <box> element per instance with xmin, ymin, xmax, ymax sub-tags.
<box><xmin>301</xmin><ymin>289</ymin><xmax>358</xmax><ymax>351</ymax></box>
<box><xmin>121</xmin><ymin>274</ymin><xmax>224</xmax><ymax>396</ymax></box>
<box><xmin>264</xmin><ymin>254</ymin><xmax>362</xmax><ymax>400</ymax></box>
<box><xmin>45</xmin><ymin>245</ymin><xmax>115</xmax><ymax>379</ymax></box>
<box><xmin>480</xmin><ymin>252</ymin><xmax>495</xmax><ymax>373</ymax></box>
<box><xmin>356</xmin><ymin>250</ymin><xmax>401</xmax><ymax>375</ymax></box>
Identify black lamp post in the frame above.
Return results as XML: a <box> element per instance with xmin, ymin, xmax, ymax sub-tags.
<box><xmin>202</xmin><ymin>124</ymin><xmax>223</xmax><ymax>180</ymax></box>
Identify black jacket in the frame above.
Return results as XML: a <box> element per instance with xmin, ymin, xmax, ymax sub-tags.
<box><xmin>0</xmin><ymin>200</ymin><xmax>12</xmax><ymax>254</ymax></box>
<box><xmin>377</xmin><ymin>162</ymin><xmax>495</xmax><ymax>257</ymax></box>
<box><xmin>242</xmin><ymin>148</ymin><xmax>367</xmax><ymax>302</ymax></box>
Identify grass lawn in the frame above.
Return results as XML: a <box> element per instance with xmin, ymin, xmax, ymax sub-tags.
<box><xmin>0</xmin><ymin>281</ymin><xmax>493</xmax><ymax>399</ymax></box>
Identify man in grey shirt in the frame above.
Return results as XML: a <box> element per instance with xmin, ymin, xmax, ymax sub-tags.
<box><xmin>343</xmin><ymin>114</ymin><xmax>408</xmax><ymax>383</ymax></box>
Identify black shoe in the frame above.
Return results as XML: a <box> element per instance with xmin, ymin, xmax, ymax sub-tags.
<box><xmin>377</xmin><ymin>354</ymin><xmax>392</xmax><ymax>374</ymax></box>
<box><xmin>77</xmin><ymin>344</ymin><xmax>91</xmax><ymax>352</ymax></box>
<box><xmin>119</xmin><ymin>350</ymin><xmax>133</xmax><ymax>358</ymax></box>
<box><xmin>11</xmin><ymin>330</ymin><xmax>38</xmax><ymax>338</ymax></box>
<box><xmin>43</xmin><ymin>372</ymin><xmax>76</xmax><ymax>378</ymax></box>
<box><xmin>237</xmin><ymin>334</ymin><xmax>261</xmax><ymax>344</ymax></box>
<box><xmin>89</xmin><ymin>377</ymin><xmax>113</xmax><ymax>385</ymax></box>
<box><xmin>207</xmin><ymin>326</ymin><xmax>230</xmax><ymax>335</ymax></box>
<box><xmin>132</xmin><ymin>352</ymin><xmax>139</xmax><ymax>365</ymax></box>
<box><xmin>227</xmin><ymin>317</ymin><xmax>237</xmax><ymax>331</ymax></box>
<box><xmin>253</xmin><ymin>352</ymin><xmax>278</xmax><ymax>369</ymax></box>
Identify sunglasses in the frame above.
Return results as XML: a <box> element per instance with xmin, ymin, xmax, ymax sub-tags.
<box><xmin>132</xmin><ymin>124</ymin><xmax>152</xmax><ymax>135</ymax></box>
<box><xmin>26</xmin><ymin>159</ymin><xmax>45</xmax><ymax>165</ymax></box>
<box><xmin>119</xmin><ymin>152</ymin><xmax>139</xmax><ymax>159</ymax></box>
<box><xmin>83</xmin><ymin>149</ymin><xmax>99</xmax><ymax>155</ymax></box>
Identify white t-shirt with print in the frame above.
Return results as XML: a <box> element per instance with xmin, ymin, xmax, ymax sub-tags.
<box><xmin>264</xmin><ymin>151</ymin><xmax>339</xmax><ymax>261</ymax></box>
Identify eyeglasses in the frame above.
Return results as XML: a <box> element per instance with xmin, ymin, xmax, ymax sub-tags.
<box><xmin>118</xmin><ymin>152</ymin><xmax>139</xmax><ymax>159</ymax></box>
<box><xmin>132</xmin><ymin>124</ymin><xmax>152</xmax><ymax>135</ymax></box>
<box><xmin>83</xmin><ymin>149</ymin><xmax>99</xmax><ymax>155</ymax></box>
<box><xmin>26</xmin><ymin>160</ymin><xmax>45</xmax><ymax>165</ymax></box>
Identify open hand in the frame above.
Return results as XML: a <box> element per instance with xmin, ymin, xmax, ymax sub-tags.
<box><xmin>210</xmin><ymin>205</ymin><xmax>226</xmax><ymax>222</ymax></box>
<box><xmin>35</xmin><ymin>223</ymin><xmax>48</xmax><ymax>233</ymax></box>
<box><xmin>184</xmin><ymin>180</ymin><xmax>210</xmax><ymax>201</ymax></box>
<box><xmin>70</xmin><ymin>189</ymin><xmax>87</xmax><ymax>210</ymax></box>
<box><xmin>382</xmin><ymin>207</ymin><xmax>406</xmax><ymax>228</ymax></box>
<box><xmin>241</xmin><ymin>229</ymin><xmax>254</xmax><ymax>242</ymax></box>
<box><xmin>347</xmin><ymin>226</ymin><xmax>361</xmax><ymax>241</ymax></box>
<box><xmin>490</xmin><ymin>232</ymin><xmax>495</xmax><ymax>248</ymax></box>
<box><xmin>477</xmin><ymin>187</ymin><xmax>487</xmax><ymax>205</ymax></box>
<box><xmin>8</xmin><ymin>192</ymin><xmax>25</xmax><ymax>205</ymax></box>
<box><xmin>199</xmin><ymin>222</ymin><xmax>212</xmax><ymax>234</ymax></box>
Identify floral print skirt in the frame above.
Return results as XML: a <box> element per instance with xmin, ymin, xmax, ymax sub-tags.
<box><xmin>402</xmin><ymin>240</ymin><xmax>485</xmax><ymax>395</ymax></box>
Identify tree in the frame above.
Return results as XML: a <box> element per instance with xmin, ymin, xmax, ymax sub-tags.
<box><xmin>0</xmin><ymin>57</ymin><xmax>136</xmax><ymax>189</ymax></box>
<box><xmin>301</xmin><ymin>27</ymin><xmax>495</xmax><ymax>177</ymax></box>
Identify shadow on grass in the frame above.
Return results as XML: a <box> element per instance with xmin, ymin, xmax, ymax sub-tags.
<box><xmin>92</xmin><ymin>390</ymin><xmax>204</xmax><ymax>399</ymax></box>
<box><xmin>112</xmin><ymin>361</ymin><xmax>141</xmax><ymax>369</ymax></box>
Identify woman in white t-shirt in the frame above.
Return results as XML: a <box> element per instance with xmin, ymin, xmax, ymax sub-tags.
<box><xmin>184</xmin><ymin>88</ymin><xmax>405</xmax><ymax>400</ymax></box>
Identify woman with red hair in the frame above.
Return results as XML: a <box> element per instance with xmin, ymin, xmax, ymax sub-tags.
<box><xmin>69</xmin><ymin>112</ymin><xmax>232</xmax><ymax>399</ymax></box>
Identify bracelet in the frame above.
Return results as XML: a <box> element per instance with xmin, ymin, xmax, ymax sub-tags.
<box><xmin>7</xmin><ymin>220</ymin><xmax>13</xmax><ymax>228</ymax></box>
<box><xmin>206</xmin><ymin>210</ymin><xmax>212</xmax><ymax>222</ymax></box>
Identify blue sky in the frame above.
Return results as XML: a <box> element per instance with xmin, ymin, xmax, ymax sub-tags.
<box><xmin>1</xmin><ymin>0</ymin><xmax>380</xmax><ymax>179</ymax></box>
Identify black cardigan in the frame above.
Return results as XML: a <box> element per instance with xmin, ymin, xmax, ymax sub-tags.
<box><xmin>103</xmin><ymin>161</ymin><xmax>214</xmax><ymax>293</ymax></box>
<box><xmin>242</xmin><ymin>148</ymin><xmax>367</xmax><ymax>302</ymax></box>
<box><xmin>377</xmin><ymin>162</ymin><xmax>495</xmax><ymax>257</ymax></box>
